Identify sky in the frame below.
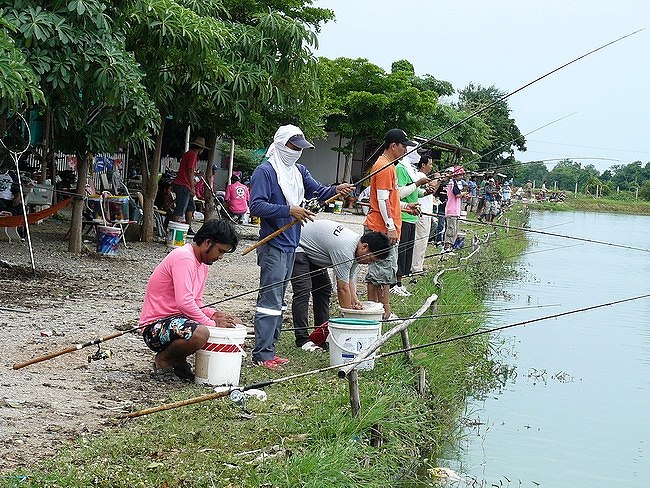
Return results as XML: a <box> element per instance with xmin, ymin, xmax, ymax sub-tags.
<box><xmin>313</xmin><ymin>0</ymin><xmax>650</xmax><ymax>172</ymax></box>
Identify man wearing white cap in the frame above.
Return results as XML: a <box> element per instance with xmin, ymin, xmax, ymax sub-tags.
<box><xmin>249</xmin><ymin>124</ymin><xmax>354</xmax><ymax>370</ymax></box>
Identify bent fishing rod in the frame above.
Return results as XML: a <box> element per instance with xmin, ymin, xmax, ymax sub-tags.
<box><xmin>466</xmin><ymin>113</ymin><xmax>578</xmax><ymax>166</ymax></box>
<box><xmin>241</xmin><ymin>30</ymin><xmax>642</xmax><ymax>256</ymax></box>
<box><xmin>123</xmin><ymin>293</ymin><xmax>650</xmax><ymax>419</ymax></box>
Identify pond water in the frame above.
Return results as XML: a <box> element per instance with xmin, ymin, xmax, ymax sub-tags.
<box><xmin>452</xmin><ymin>210</ymin><xmax>650</xmax><ymax>487</ymax></box>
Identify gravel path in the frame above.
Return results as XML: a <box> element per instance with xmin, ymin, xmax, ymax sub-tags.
<box><xmin>0</xmin><ymin>209</ymin><xmax>366</xmax><ymax>472</ymax></box>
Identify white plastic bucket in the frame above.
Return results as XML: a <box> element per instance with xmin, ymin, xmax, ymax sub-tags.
<box><xmin>459</xmin><ymin>210</ymin><xmax>468</xmax><ymax>221</ymax></box>
<box><xmin>339</xmin><ymin>300</ymin><xmax>384</xmax><ymax>322</ymax></box>
<box><xmin>326</xmin><ymin>318</ymin><xmax>381</xmax><ymax>371</ymax></box>
<box><xmin>167</xmin><ymin>221</ymin><xmax>189</xmax><ymax>248</ymax></box>
<box><xmin>96</xmin><ymin>225</ymin><xmax>121</xmax><ymax>256</ymax></box>
<box><xmin>194</xmin><ymin>325</ymin><xmax>247</xmax><ymax>386</ymax></box>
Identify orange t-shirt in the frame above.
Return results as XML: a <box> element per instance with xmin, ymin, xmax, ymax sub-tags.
<box><xmin>363</xmin><ymin>154</ymin><xmax>402</xmax><ymax>238</ymax></box>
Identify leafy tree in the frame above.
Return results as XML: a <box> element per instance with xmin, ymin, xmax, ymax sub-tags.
<box><xmin>1</xmin><ymin>0</ymin><xmax>159</xmax><ymax>252</ymax></box>
<box><xmin>0</xmin><ymin>18</ymin><xmax>43</xmax><ymax>112</ymax></box>
<box><xmin>457</xmin><ymin>83</ymin><xmax>526</xmax><ymax>169</ymax></box>
<box><xmin>123</xmin><ymin>1</ymin><xmax>326</xmax><ymax>236</ymax></box>
<box><xmin>609</xmin><ymin>161</ymin><xmax>647</xmax><ymax>191</ymax></box>
<box><xmin>513</xmin><ymin>161</ymin><xmax>548</xmax><ymax>186</ymax></box>
<box><xmin>639</xmin><ymin>180</ymin><xmax>650</xmax><ymax>201</ymax></box>
<box><xmin>318</xmin><ymin>57</ymin><xmax>441</xmax><ymax>181</ymax></box>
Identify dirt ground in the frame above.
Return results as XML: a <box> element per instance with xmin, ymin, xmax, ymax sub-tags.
<box><xmin>0</xmin><ymin>210</ymin><xmax>366</xmax><ymax>473</ymax></box>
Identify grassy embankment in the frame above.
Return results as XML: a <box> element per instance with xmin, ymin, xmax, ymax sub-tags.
<box><xmin>533</xmin><ymin>194</ymin><xmax>650</xmax><ymax>215</ymax></box>
<box><xmin>4</xmin><ymin>210</ymin><xmax>531</xmax><ymax>488</ymax></box>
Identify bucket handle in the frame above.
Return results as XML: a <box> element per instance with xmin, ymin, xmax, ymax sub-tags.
<box><xmin>328</xmin><ymin>331</ymin><xmax>376</xmax><ymax>356</ymax></box>
<box><xmin>220</xmin><ymin>327</ymin><xmax>247</xmax><ymax>358</ymax></box>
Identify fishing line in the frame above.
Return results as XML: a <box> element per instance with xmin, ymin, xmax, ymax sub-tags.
<box><xmin>123</xmin><ymin>294</ymin><xmax>650</xmax><ymax>418</ymax></box>
<box><xmin>242</xmin><ymin>30</ymin><xmax>642</xmax><ymax>255</ymax></box>
<box><xmin>279</xmin><ymin>303</ymin><xmax>562</xmax><ymax>332</ymax></box>
<box><xmin>467</xmin><ymin>113</ymin><xmax>578</xmax><ymax>165</ymax></box>
<box><xmin>467</xmin><ymin>218</ymin><xmax>650</xmax><ymax>253</ymax></box>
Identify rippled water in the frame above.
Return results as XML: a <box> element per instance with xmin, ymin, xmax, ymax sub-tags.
<box><xmin>454</xmin><ymin>210</ymin><xmax>650</xmax><ymax>487</ymax></box>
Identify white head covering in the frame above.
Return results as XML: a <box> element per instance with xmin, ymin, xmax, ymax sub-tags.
<box><xmin>399</xmin><ymin>150</ymin><xmax>420</xmax><ymax>183</ymax></box>
<box><xmin>265</xmin><ymin>124</ymin><xmax>307</xmax><ymax>206</ymax></box>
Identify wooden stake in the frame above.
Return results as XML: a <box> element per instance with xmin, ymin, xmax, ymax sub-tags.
<box><xmin>348</xmin><ymin>369</ymin><xmax>361</xmax><ymax>417</ymax></box>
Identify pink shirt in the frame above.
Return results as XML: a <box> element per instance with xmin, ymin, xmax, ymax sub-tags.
<box><xmin>445</xmin><ymin>180</ymin><xmax>462</xmax><ymax>217</ymax></box>
<box><xmin>139</xmin><ymin>244</ymin><xmax>216</xmax><ymax>326</ymax></box>
<box><xmin>224</xmin><ymin>182</ymin><xmax>250</xmax><ymax>214</ymax></box>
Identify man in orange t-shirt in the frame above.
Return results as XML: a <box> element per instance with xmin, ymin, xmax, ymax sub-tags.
<box><xmin>364</xmin><ymin>129</ymin><xmax>419</xmax><ymax>319</ymax></box>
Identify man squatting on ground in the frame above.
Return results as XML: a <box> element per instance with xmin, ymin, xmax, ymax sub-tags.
<box><xmin>364</xmin><ymin>129</ymin><xmax>420</xmax><ymax>320</ymax></box>
<box><xmin>139</xmin><ymin>220</ymin><xmax>240</xmax><ymax>381</ymax></box>
<box><xmin>290</xmin><ymin>219</ymin><xmax>390</xmax><ymax>351</ymax></box>
<box><xmin>249</xmin><ymin>125</ymin><xmax>355</xmax><ymax>371</ymax></box>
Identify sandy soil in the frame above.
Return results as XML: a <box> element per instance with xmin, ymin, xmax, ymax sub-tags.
<box><xmin>0</xmin><ymin>210</ymin><xmax>366</xmax><ymax>472</ymax></box>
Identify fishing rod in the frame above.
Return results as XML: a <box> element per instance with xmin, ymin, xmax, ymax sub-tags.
<box><xmin>198</xmin><ymin>175</ymin><xmax>241</xmax><ymax>225</ymax></box>
<box><xmin>5</xmin><ymin>209</ymin><xmax>618</xmax><ymax>370</ymax></box>
<box><xmin>241</xmin><ymin>30</ymin><xmax>642</xmax><ymax>255</ymax></box>
<box><xmin>0</xmin><ymin>306</ymin><xmax>31</xmax><ymax>314</ymax></box>
<box><xmin>466</xmin><ymin>113</ymin><xmax>578</xmax><ymax>166</ymax></box>
<box><xmin>279</xmin><ymin>303</ymin><xmax>561</xmax><ymax>332</ymax></box>
<box><xmin>122</xmin><ymin>293</ymin><xmax>650</xmax><ymax>418</ymax></box>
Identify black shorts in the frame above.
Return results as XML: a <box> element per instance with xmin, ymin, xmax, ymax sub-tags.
<box><xmin>142</xmin><ymin>316</ymin><xmax>200</xmax><ymax>352</ymax></box>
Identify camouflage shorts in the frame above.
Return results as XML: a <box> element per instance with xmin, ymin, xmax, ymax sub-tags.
<box><xmin>142</xmin><ymin>316</ymin><xmax>199</xmax><ymax>352</ymax></box>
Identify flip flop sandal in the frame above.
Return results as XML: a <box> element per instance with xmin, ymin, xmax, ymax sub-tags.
<box><xmin>172</xmin><ymin>361</ymin><xmax>195</xmax><ymax>381</ymax></box>
<box><xmin>150</xmin><ymin>363</ymin><xmax>182</xmax><ymax>383</ymax></box>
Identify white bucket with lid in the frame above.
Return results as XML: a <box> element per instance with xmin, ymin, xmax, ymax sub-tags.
<box><xmin>326</xmin><ymin>318</ymin><xmax>381</xmax><ymax>371</ymax></box>
<box><xmin>194</xmin><ymin>325</ymin><xmax>247</xmax><ymax>386</ymax></box>
<box><xmin>339</xmin><ymin>300</ymin><xmax>384</xmax><ymax>322</ymax></box>
<box><xmin>167</xmin><ymin>221</ymin><xmax>189</xmax><ymax>248</ymax></box>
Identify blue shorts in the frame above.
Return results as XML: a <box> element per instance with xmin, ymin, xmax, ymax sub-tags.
<box><xmin>142</xmin><ymin>316</ymin><xmax>199</xmax><ymax>352</ymax></box>
<box><xmin>172</xmin><ymin>184</ymin><xmax>196</xmax><ymax>217</ymax></box>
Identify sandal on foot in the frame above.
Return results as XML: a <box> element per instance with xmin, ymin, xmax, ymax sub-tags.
<box><xmin>173</xmin><ymin>361</ymin><xmax>195</xmax><ymax>381</ymax></box>
<box><xmin>150</xmin><ymin>363</ymin><xmax>182</xmax><ymax>383</ymax></box>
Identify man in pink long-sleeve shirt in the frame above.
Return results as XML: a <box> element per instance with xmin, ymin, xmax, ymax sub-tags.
<box><xmin>140</xmin><ymin>219</ymin><xmax>240</xmax><ymax>381</ymax></box>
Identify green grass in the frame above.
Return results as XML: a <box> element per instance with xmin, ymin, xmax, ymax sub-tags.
<box><xmin>533</xmin><ymin>194</ymin><xmax>650</xmax><ymax>215</ymax></box>
<box><xmin>3</xmin><ymin>210</ymin><xmax>531</xmax><ymax>488</ymax></box>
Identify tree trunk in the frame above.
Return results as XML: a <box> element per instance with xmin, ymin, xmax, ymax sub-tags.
<box><xmin>140</xmin><ymin>121</ymin><xmax>164</xmax><ymax>242</ymax></box>
<box><xmin>68</xmin><ymin>151</ymin><xmax>90</xmax><ymax>253</ymax></box>
<box><xmin>342</xmin><ymin>152</ymin><xmax>353</xmax><ymax>183</ymax></box>
<box><xmin>203</xmin><ymin>132</ymin><xmax>218</xmax><ymax>221</ymax></box>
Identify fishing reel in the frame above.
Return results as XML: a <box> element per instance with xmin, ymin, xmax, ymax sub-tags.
<box><xmin>88</xmin><ymin>345</ymin><xmax>112</xmax><ymax>363</ymax></box>
<box><xmin>302</xmin><ymin>196</ymin><xmax>323</xmax><ymax>214</ymax></box>
<box><xmin>229</xmin><ymin>388</ymin><xmax>251</xmax><ymax>414</ymax></box>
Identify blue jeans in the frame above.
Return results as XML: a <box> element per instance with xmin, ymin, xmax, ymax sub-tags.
<box><xmin>252</xmin><ymin>245</ymin><xmax>295</xmax><ymax>362</ymax></box>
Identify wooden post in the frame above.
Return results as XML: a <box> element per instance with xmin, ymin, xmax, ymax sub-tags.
<box><xmin>338</xmin><ymin>293</ymin><xmax>438</xmax><ymax>379</ymax></box>
<box><xmin>400</xmin><ymin>329</ymin><xmax>413</xmax><ymax>362</ymax></box>
<box><xmin>417</xmin><ymin>367</ymin><xmax>427</xmax><ymax>396</ymax></box>
<box><xmin>348</xmin><ymin>370</ymin><xmax>361</xmax><ymax>417</ymax></box>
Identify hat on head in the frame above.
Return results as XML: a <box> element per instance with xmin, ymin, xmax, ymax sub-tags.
<box><xmin>287</xmin><ymin>133</ymin><xmax>314</xmax><ymax>149</ymax></box>
<box><xmin>190</xmin><ymin>136</ymin><xmax>210</xmax><ymax>150</ymax></box>
<box><xmin>384</xmin><ymin>128</ymin><xmax>417</xmax><ymax>147</ymax></box>
<box><xmin>453</xmin><ymin>166</ymin><xmax>465</xmax><ymax>176</ymax></box>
